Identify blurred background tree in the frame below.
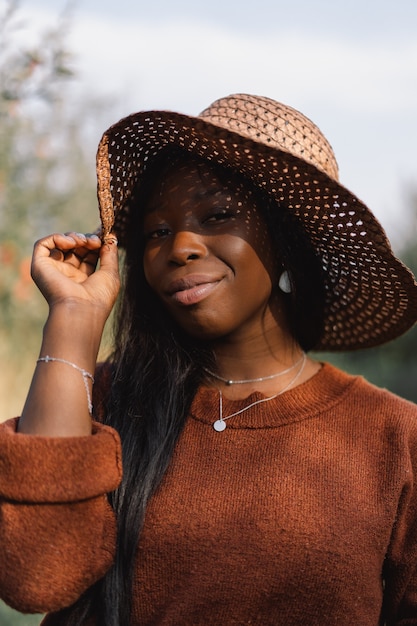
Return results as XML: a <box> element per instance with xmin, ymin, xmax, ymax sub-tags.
<box><xmin>0</xmin><ymin>0</ymin><xmax>112</xmax><ymax>619</ymax></box>
<box><xmin>0</xmin><ymin>0</ymin><xmax>109</xmax><ymax>420</ymax></box>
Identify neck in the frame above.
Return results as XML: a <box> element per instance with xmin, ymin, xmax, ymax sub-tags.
<box><xmin>207</xmin><ymin>325</ymin><xmax>309</xmax><ymax>399</ymax></box>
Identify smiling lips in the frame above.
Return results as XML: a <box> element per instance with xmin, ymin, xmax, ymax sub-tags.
<box><xmin>167</xmin><ymin>275</ymin><xmax>222</xmax><ymax>306</ymax></box>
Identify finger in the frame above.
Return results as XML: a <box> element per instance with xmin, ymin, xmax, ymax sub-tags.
<box><xmin>65</xmin><ymin>234</ymin><xmax>101</xmax><ymax>271</ymax></box>
<box><xmin>82</xmin><ymin>233</ymin><xmax>102</xmax><ymax>250</ymax></box>
<box><xmin>49</xmin><ymin>248</ymin><xmax>65</xmax><ymax>262</ymax></box>
<box><xmin>34</xmin><ymin>233</ymin><xmax>101</xmax><ymax>263</ymax></box>
<box><xmin>102</xmin><ymin>233</ymin><xmax>118</xmax><ymax>246</ymax></box>
<box><xmin>63</xmin><ymin>248</ymin><xmax>97</xmax><ymax>263</ymax></box>
<box><xmin>64</xmin><ymin>232</ymin><xmax>102</xmax><ymax>252</ymax></box>
<box><xmin>34</xmin><ymin>233</ymin><xmax>79</xmax><ymax>258</ymax></box>
<box><xmin>64</xmin><ymin>231</ymin><xmax>87</xmax><ymax>243</ymax></box>
<box><xmin>98</xmin><ymin>233</ymin><xmax>120</xmax><ymax>277</ymax></box>
<box><xmin>65</xmin><ymin>249</ymin><xmax>99</xmax><ymax>274</ymax></box>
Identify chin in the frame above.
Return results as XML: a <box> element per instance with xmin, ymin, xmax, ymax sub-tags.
<box><xmin>174</xmin><ymin>317</ymin><xmax>229</xmax><ymax>342</ymax></box>
<box><xmin>181</xmin><ymin>324</ymin><xmax>226</xmax><ymax>341</ymax></box>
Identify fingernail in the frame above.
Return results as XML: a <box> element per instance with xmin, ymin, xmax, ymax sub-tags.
<box><xmin>103</xmin><ymin>235</ymin><xmax>118</xmax><ymax>246</ymax></box>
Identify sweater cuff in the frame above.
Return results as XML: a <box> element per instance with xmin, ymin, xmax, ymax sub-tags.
<box><xmin>0</xmin><ymin>418</ymin><xmax>122</xmax><ymax>503</ymax></box>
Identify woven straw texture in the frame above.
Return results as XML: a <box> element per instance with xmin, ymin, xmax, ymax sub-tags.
<box><xmin>96</xmin><ymin>93</ymin><xmax>417</xmax><ymax>351</ymax></box>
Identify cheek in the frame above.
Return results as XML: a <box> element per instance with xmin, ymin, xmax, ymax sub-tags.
<box><xmin>229</xmin><ymin>238</ymin><xmax>274</xmax><ymax>287</ymax></box>
<box><xmin>142</xmin><ymin>248</ymin><xmax>159</xmax><ymax>289</ymax></box>
<box><xmin>252</xmin><ymin>234</ymin><xmax>277</xmax><ymax>281</ymax></box>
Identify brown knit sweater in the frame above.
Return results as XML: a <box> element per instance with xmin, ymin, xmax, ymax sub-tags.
<box><xmin>1</xmin><ymin>363</ymin><xmax>417</xmax><ymax>625</ymax></box>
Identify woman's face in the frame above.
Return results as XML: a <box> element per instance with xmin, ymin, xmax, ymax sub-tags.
<box><xmin>142</xmin><ymin>157</ymin><xmax>281</xmax><ymax>341</ymax></box>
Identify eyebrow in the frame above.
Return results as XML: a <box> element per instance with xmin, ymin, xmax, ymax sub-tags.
<box><xmin>144</xmin><ymin>185</ymin><xmax>227</xmax><ymax>215</ymax></box>
<box><xmin>195</xmin><ymin>187</ymin><xmax>225</xmax><ymax>199</ymax></box>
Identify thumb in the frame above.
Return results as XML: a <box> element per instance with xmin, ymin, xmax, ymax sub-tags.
<box><xmin>99</xmin><ymin>234</ymin><xmax>120</xmax><ymax>276</ymax></box>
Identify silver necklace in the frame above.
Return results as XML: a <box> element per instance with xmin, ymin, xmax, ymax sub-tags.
<box><xmin>213</xmin><ymin>354</ymin><xmax>307</xmax><ymax>432</ymax></box>
<box><xmin>203</xmin><ymin>352</ymin><xmax>305</xmax><ymax>386</ymax></box>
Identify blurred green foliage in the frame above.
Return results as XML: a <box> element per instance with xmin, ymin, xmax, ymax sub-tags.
<box><xmin>0</xmin><ymin>601</ymin><xmax>42</xmax><ymax>625</ymax></box>
<box><xmin>0</xmin><ymin>0</ymin><xmax>102</xmax><ymax>356</ymax></box>
<box><xmin>0</xmin><ymin>2</ymin><xmax>109</xmax><ymax>615</ymax></box>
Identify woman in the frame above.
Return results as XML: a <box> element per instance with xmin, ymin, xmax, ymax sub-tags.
<box><xmin>1</xmin><ymin>93</ymin><xmax>417</xmax><ymax>625</ymax></box>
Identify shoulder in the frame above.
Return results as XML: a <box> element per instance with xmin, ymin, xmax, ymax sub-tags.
<box><xmin>321</xmin><ymin>361</ymin><xmax>416</xmax><ymax>409</ymax></box>
<box><xmin>321</xmin><ymin>361</ymin><xmax>417</xmax><ymax>435</ymax></box>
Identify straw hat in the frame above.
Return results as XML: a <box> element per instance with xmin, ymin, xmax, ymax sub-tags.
<box><xmin>95</xmin><ymin>93</ymin><xmax>417</xmax><ymax>351</ymax></box>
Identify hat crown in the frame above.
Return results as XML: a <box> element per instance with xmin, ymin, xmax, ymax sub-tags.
<box><xmin>199</xmin><ymin>94</ymin><xmax>339</xmax><ymax>181</ymax></box>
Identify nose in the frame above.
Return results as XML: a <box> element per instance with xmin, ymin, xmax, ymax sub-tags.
<box><xmin>168</xmin><ymin>230</ymin><xmax>208</xmax><ymax>265</ymax></box>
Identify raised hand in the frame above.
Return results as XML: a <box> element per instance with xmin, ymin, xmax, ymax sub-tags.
<box><xmin>18</xmin><ymin>231</ymin><xmax>120</xmax><ymax>436</ymax></box>
<box><xmin>31</xmin><ymin>232</ymin><xmax>120</xmax><ymax>320</ymax></box>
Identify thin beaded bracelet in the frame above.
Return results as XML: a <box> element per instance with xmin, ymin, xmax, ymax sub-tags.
<box><xmin>37</xmin><ymin>356</ymin><xmax>95</xmax><ymax>415</ymax></box>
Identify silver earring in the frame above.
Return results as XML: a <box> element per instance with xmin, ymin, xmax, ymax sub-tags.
<box><xmin>278</xmin><ymin>271</ymin><xmax>292</xmax><ymax>294</ymax></box>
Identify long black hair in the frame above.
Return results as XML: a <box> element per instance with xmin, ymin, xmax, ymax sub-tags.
<box><xmin>66</xmin><ymin>148</ymin><xmax>325</xmax><ymax>625</ymax></box>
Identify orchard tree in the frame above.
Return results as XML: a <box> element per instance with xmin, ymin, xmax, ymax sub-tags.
<box><xmin>0</xmin><ymin>0</ymin><xmax>105</xmax><ymax>418</ymax></box>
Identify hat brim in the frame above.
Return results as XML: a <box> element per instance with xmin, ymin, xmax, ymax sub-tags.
<box><xmin>96</xmin><ymin>110</ymin><xmax>417</xmax><ymax>352</ymax></box>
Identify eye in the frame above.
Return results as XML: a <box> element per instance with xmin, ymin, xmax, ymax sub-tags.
<box><xmin>144</xmin><ymin>227</ymin><xmax>172</xmax><ymax>241</ymax></box>
<box><xmin>203</xmin><ymin>210</ymin><xmax>235</xmax><ymax>224</ymax></box>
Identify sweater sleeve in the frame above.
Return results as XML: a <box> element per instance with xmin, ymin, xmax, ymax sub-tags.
<box><xmin>0</xmin><ymin>417</ymin><xmax>122</xmax><ymax>615</ymax></box>
<box><xmin>383</xmin><ymin>420</ymin><xmax>417</xmax><ymax>625</ymax></box>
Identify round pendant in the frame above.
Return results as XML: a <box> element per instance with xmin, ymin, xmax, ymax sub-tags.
<box><xmin>213</xmin><ymin>419</ymin><xmax>226</xmax><ymax>432</ymax></box>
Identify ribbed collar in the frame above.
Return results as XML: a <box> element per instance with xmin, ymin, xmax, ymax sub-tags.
<box><xmin>190</xmin><ymin>363</ymin><xmax>359</xmax><ymax>430</ymax></box>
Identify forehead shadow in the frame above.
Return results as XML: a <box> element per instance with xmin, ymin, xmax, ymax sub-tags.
<box><xmin>143</xmin><ymin>168</ymin><xmax>238</xmax><ymax>216</ymax></box>
<box><xmin>137</xmin><ymin>151</ymin><xmax>272</xmax><ymax>238</ymax></box>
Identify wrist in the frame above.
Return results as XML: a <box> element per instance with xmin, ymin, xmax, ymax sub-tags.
<box><xmin>42</xmin><ymin>302</ymin><xmax>107</xmax><ymax>371</ymax></box>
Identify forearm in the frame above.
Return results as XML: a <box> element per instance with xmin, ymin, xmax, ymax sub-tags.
<box><xmin>18</xmin><ymin>231</ymin><xmax>119</xmax><ymax>437</ymax></box>
<box><xmin>0</xmin><ymin>418</ymin><xmax>122</xmax><ymax>614</ymax></box>
<box><xmin>0</xmin><ymin>497</ymin><xmax>116</xmax><ymax>614</ymax></box>
<box><xmin>19</xmin><ymin>302</ymin><xmax>107</xmax><ymax>436</ymax></box>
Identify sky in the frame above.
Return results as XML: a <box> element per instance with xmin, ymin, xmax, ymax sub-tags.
<box><xmin>6</xmin><ymin>0</ymin><xmax>417</xmax><ymax>246</ymax></box>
